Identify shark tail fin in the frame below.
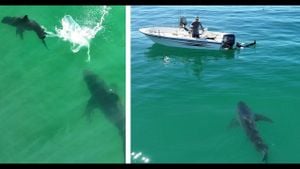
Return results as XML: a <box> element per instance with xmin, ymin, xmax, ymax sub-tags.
<box><xmin>255</xmin><ymin>114</ymin><xmax>273</xmax><ymax>123</ymax></box>
<box><xmin>262</xmin><ymin>151</ymin><xmax>268</xmax><ymax>163</ymax></box>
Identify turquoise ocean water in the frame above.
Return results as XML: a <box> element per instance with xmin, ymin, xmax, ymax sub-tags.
<box><xmin>0</xmin><ymin>6</ymin><xmax>125</xmax><ymax>163</ymax></box>
<box><xmin>131</xmin><ymin>6</ymin><xmax>300</xmax><ymax>163</ymax></box>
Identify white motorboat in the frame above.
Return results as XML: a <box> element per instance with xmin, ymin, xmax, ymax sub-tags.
<box><xmin>139</xmin><ymin>17</ymin><xmax>255</xmax><ymax>50</ymax></box>
<box><xmin>139</xmin><ymin>27</ymin><xmax>236</xmax><ymax>50</ymax></box>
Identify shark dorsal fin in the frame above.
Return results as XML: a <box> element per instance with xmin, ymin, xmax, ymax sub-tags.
<box><xmin>22</xmin><ymin>15</ymin><xmax>29</xmax><ymax>22</ymax></box>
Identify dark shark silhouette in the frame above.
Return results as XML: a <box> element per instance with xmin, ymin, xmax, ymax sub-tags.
<box><xmin>236</xmin><ymin>40</ymin><xmax>256</xmax><ymax>48</ymax></box>
<box><xmin>83</xmin><ymin>70</ymin><xmax>125</xmax><ymax>152</ymax></box>
<box><xmin>229</xmin><ymin>101</ymin><xmax>273</xmax><ymax>163</ymax></box>
<box><xmin>1</xmin><ymin>15</ymin><xmax>48</xmax><ymax>48</ymax></box>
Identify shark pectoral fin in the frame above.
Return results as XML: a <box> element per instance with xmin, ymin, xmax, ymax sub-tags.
<box><xmin>110</xmin><ymin>92</ymin><xmax>120</xmax><ymax>102</ymax></box>
<box><xmin>228</xmin><ymin>118</ymin><xmax>240</xmax><ymax>129</ymax></box>
<box><xmin>16</xmin><ymin>28</ymin><xmax>24</xmax><ymax>39</ymax></box>
<box><xmin>255</xmin><ymin>114</ymin><xmax>273</xmax><ymax>123</ymax></box>
<box><xmin>84</xmin><ymin>97</ymin><xmax>97</xmax><ymax>121</ymax></box>
<box><xmin>42</xmin><ymin>39</ymin><xmax>48</xmax><ymax>49</ymax></box>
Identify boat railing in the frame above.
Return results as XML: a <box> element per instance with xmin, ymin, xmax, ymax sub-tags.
<box><xmin>142</xmin><ymin>24</ymin><xmax>224</xmax><ymax>39</ymax></box>
<box><xmin>142</xmin><ymin>24</ymin><xmax>182</xmax><ymax>30</ymax></box>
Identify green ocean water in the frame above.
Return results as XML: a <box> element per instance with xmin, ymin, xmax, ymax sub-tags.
<box><xmin>131</xmin><ymin>6</ymin><xmax>300</xmax><ymax>163</ymax></box>
<box><xmin>0</xmin><ymin>6</ymin><xmax>125</xmax><ymax>163</ymax></box>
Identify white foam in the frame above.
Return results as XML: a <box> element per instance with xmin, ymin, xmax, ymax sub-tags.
<box><xmin>163</xmin><ymin>56</ymin><xmax>171</xmax><ymax>64</ymax></box>
<box><xmin>47</xmin><ymin>6</ymin><xmax>110</xmax><ymax>62</ymax></box>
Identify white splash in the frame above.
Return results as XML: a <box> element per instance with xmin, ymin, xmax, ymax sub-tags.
<box><xmin>163</xmin><ymin>56</ymin><xmax>171</xmax><ymax>64</ymax></box>
<box><xmin>47</xmin><ymin>6</ymin><xmax>110</xmax><ymax>62</ymax></box>
<box><xmin>131</xmin><ymin>151</ymin><xmax>150</xmax><ymax>163</ymax></box>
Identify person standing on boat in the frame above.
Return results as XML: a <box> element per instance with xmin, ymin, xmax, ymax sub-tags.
<box><xmin>190</xmin><ymin>16</ymin><xmax>204</xmax><ymax>38</ymax></box>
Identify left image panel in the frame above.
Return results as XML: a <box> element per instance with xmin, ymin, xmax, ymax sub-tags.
<box><xmin>0</xmin><ymin>5</ymin><xmax>125</xmax><ymax>163</ymax></box>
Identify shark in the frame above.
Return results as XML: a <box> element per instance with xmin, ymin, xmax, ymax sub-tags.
<box><xmin>229</xmin><ymin>101</ymin><xmax>273</xmax><ymax>163</ymax></box>
<box><xmin>2</xmin><ymin>15</ymin><xmax>48</xmax><ymax>48</ymax></box>
<box><xmin>83</xmin><ymin>69</ymin><xmax>125</xmax><ymax>153</ymax></box>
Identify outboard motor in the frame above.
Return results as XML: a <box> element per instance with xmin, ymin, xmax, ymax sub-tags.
<box><xmin>179</xmin><ymin>16</ymin><xmax>187</xmax><ymax>27</ymax></box>
<box><xmin>221</xmin><ymin>34</ymin><xmax>235</xmax><ymax>49</ymax></box>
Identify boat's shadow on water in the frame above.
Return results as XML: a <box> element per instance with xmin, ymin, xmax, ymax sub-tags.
<box><xmin>144</xmin><ymin>44</ymin><xmax>236</xmax><ymax>78</ymax></box>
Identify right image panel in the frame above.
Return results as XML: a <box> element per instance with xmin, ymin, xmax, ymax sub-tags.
<box><xmin>131</xmin><ymin>6</ymin><xmax>300</xmax><ymax>163</ymax></box>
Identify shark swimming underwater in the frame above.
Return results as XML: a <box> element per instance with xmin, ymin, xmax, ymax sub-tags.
<box><xmin>229</xmin><ymin>101</ymin><xmax>273</xmax><ymax>163</ymax></box>
<box><xmin>1</xmin><ymin>15</ymin><xmax>48</xmax><ymax>48</ymax></box>
<box><xmin>83</xmin><ymin>70</ymin><xmax>125</xmax><ymax>153</ymax></box>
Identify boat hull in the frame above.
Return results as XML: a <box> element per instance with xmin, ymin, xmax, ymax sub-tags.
<box><xmin>146</xmin><ymin>34</ymin><xmax>222</xmax><ymax>50</ymax></box>
<box><xmin>139</xmin><ymin>27</ymin><xmax>226</xmax><ymax>50</ymax></box>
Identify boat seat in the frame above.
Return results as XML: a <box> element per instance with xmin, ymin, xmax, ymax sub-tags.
<box><xmin>201</xmin><ymin>32</ymin><xmax>217</xmax><ymax>39</ymax></box>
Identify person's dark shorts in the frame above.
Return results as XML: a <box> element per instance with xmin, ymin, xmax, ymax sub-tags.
<box><xmin>192</xmin><ymin>33</ymin><xmax>199</xmax><ymax>38</ymax></box>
